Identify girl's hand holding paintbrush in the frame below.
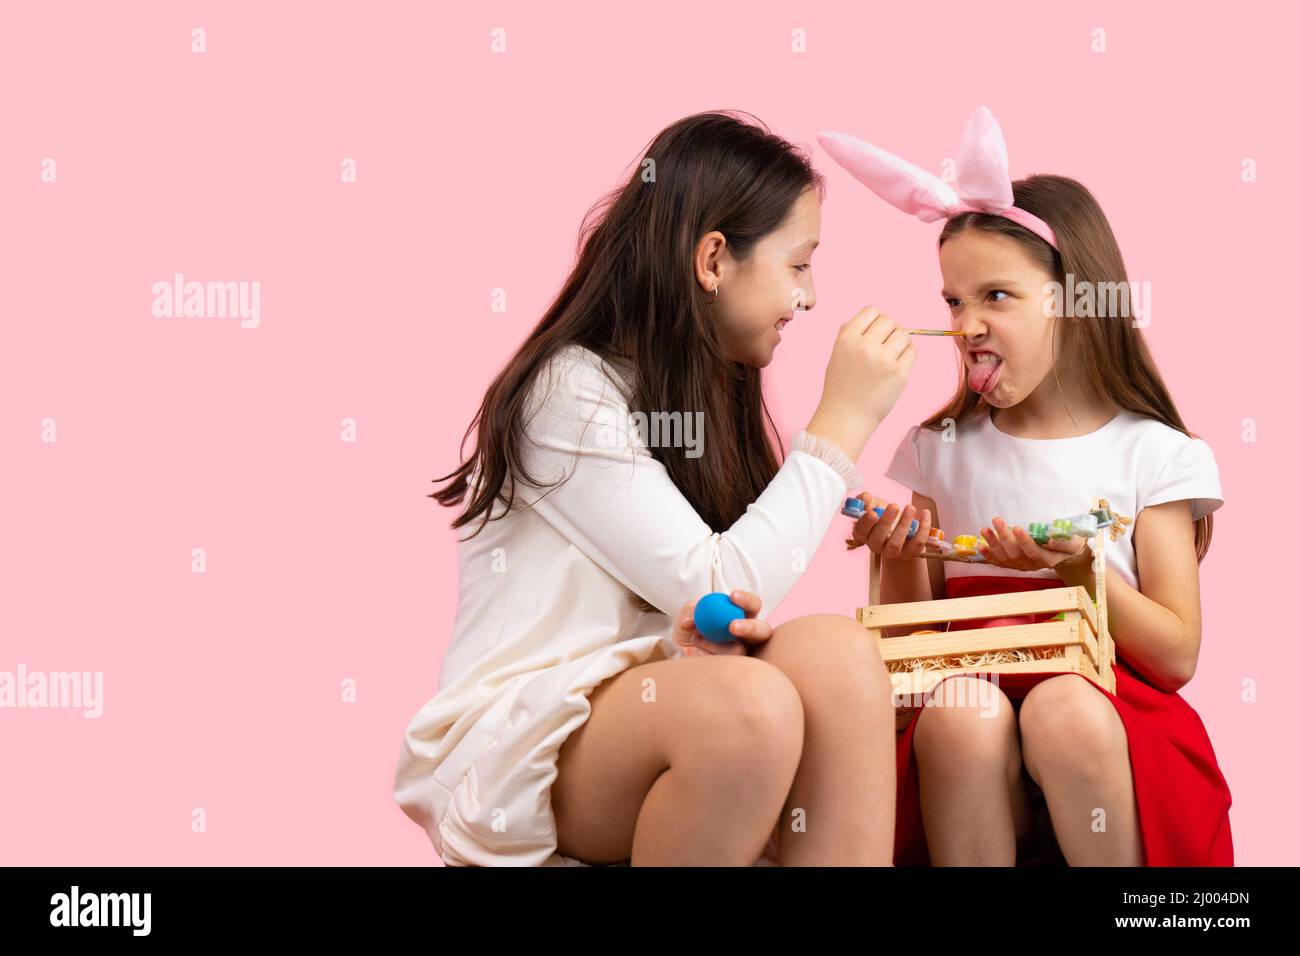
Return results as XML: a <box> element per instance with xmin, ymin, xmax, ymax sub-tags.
<box><xmin>807</xmin><ymin>307</ymin><xmax>915</xmax><ymax>460</ymax></box>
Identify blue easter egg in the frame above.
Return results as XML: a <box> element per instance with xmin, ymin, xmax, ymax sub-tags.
<box><xmin>693</xmin><ymin>592</ymin><xmax>745</xmax><ymax>643</ymax></box>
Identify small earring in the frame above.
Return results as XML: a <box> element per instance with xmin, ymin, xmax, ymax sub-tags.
<box><xmin>710</xmin><ymin>284</ymin><xmax>719</xmax><ymax>303</ymax></box>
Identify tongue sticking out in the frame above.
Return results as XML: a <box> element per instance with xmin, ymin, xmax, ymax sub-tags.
<box><xmin>968</xmin><ymin>359</ymin><xmax>1002</xmax><ymax>394</ymax></box>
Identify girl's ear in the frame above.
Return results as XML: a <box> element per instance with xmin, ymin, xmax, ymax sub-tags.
<box><xmin>817</xmin><ymin>130</ymin><xmax>957</xmax><ymax>223</ymax></box>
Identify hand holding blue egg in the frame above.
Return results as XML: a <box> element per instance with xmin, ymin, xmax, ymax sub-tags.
<box><xmin>669</xmin><ymin>590</ymin><xmax>774</xmax><ymax>657</ymax></box>
<box><xmin>693</xmin><ymin>592</ymin><xmax>747</xmax><ymax>643</ymax></box>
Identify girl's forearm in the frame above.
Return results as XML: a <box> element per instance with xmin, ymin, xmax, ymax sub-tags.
<box><xmin>880</xmin><ymin>556</ymin><xmax>933</xmax><ymax>637</ymax></box>
<box><xmin>1055</xmin><ymin>560</ymin><xmax>1197</xmax><ymax>692</ymax></box>
<box><xmin>806</xmin><ymin>405</ymin><xmax>880</xmax><ymax>463</ymax></box>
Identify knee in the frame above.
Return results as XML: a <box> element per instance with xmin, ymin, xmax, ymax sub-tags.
<box><xmin>767</xmin><ymin>613</ymin><xmax>890</xmax><ymax>692</ymax></box>
<box><xmin>695</xmin><ymin>656</ymin><xmax>805</xmax><ymax>766</ymax></box>
<box><xmin>914</xmin><ymin>676</ymin><xmax>1017</xmax><ymax>761</ymax></box>
<box><xmin>1020</xmin><ymin>676</ymin><xmax>1124</xmax><ymax>778</ymax></box>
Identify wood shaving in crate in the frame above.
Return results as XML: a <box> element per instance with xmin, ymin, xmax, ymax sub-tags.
<box><xmin>885</xmin><ymin>645</ymin><xmax>1067</xmax><ymax>673</ymax></box>
<box><xmin>1098</xmin><ymin>499</ymin><xmax>1132</xmax><ymax>541</ymax></box>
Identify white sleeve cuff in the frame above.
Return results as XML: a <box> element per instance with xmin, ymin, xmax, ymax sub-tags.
<box><xmin>791</xmin><ymin>429</ymin><xmax>865</xmax><ymax>492</ymax></box>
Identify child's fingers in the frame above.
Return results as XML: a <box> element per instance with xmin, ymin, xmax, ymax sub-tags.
<box><xmin>1045</xmin><ymin>535</ymin><xmax>1086</xmax><ymax>554</ymax></box>
<box><xmin>851</xmin><ymin>509</ymin><xmax>880</xmax><ymax>543</ymax></box>
<box><xmin>884</xmin><ymin>505</ymin><xmax>917</xmax><ymax>557</ymax></box>
<box><xmin>980</xmin><ymin>521</ymin><xmax>1011</xmax><ymax>564</ymax></box>
<box><xmin>869</xmin><ymin>502</ymin><xmax>903</xmax><ymax>550</ymax></box>
<box><xmin>672</xmin><ymin>623</ymin><xmax>699</xmax><ymax>647</ymax></box>
<box><xmin>991</xmin><ymin>518</ymin><xmax>1024</xmax><ymax>562</ymax></box>
<box><xmin>903</xmin><ymin>508</ymin><xmax>932</xmax><ymax>557</ymax></box>
<box><xmin>671</xmin><ymin>601</ymin><xmax>701</xmax><ymax>646</ymax></box>
<box><xmin>729</xmin><ymin>589</ymin><xmax>764</xmax><ymax>618</ymax></box>
<box><xmin>1012</xmin><ymin>527</ymin><xmax>1051</xmax><ymax>564</ymax></box>
<box><xmin>730</xmin><ymin>616</ymin><xmax>774</xmax><ymax>645</ymax></box>
<box><xmin>987</xmin><ymin>520</ymin><xmax>1019</xmax><ymax>564</ymax></box>
<box><xmin>682</xmin><ymin>636</ymin><xmax>743</xmax><ymax>657</ymax></box>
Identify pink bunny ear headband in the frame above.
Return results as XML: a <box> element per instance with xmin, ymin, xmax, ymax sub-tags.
<box><xmin>817</xmin><ymin>107</ymin><xmax>1058</xmax><ymax>251</ymax></box>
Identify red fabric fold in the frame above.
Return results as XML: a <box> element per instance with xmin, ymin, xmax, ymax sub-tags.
<box><xmin>893</xmin><ymin>575</ymin><xmax>1234</xmax><ymax>866</ymax></box>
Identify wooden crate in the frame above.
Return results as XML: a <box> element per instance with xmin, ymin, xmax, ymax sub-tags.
<box><xmin>855</xmin><ymin>498</ymin><xmax>1116</xmax><ymax>731</ymax></box>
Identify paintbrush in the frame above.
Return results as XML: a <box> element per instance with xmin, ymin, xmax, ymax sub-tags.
<box><xmin>907</xmin><ymin>329</ymin><xmax>967</xmax><ymax>336</ymax></box>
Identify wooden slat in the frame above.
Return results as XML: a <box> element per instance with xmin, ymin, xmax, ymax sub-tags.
<box><xmin>1061</xmin><ymin>611</ymin><xmax>1095</xmax><ymax>666</ymax></box>
<box><xmin>1080</xmin><ymin>653</ymin><xmax>1100</xmax><ymax>685</ymax></box>
<box><xmin>1077</xmin><ymin>593</ymin><xmax>1098</xmax><ymax>636</ymax></box>
<box><xmin>1083</xmin><ymin>494</ymin><xmax>1111</xmax><ymax>691</ymax></box>
<box><xmin>875</xmin><ymin>620</ymin><xmax>1096</xmax><ymax>664</ymax></box>
<box><xmin>887</xmin><ymin>657</ymin><xmax>1096</xmax><ymax>698</ymax></box>
<box><xmin>860</xmin><ymin>586</ymin><xmax>1093</xmax><ymax>631</ymax></box>
<box><xmin>1093</xmin><ymin>496</ymin><xmax>1113</xmax><ymax>687</ymax></box>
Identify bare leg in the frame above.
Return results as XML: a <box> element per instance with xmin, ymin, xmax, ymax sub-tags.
<box><xmin>1019</xmin><ymin>676</ymin><xmax>1143</xmax><ymax>866</ymax></box>
<box><xmin>748</xmin><ymin>614</ymin><xmax>897</xmax><ymax>865</ymax></box>
<box><xmin>552</xmin><ymin>654</ymin><xmax>804</xmax><ymax>866</ymax></box>
<box><xmin>911</xmin><ymin>675</ymin><xmax>1035</xmax><ymax>865</ymax></box>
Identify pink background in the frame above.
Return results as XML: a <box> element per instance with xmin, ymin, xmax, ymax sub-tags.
<box><xmin>2</xmin><ymin>1</ymin><xmax>1294</xmax><ymax>865</ymax></box>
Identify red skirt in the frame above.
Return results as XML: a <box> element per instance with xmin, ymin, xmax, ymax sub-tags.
<box><xmin>894</xmin><ymin>575</ymin><xmax>1234</xmax><ymax>866</ymax></box>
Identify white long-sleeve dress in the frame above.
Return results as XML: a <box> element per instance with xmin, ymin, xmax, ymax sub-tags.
<box><xmin>393</xmin><ymin>343</ymin><xmax>865</xmax><ymax>865</ymax></box>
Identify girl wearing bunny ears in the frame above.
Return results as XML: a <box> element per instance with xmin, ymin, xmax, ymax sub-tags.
<box><xmin>822</xmin><ymin>108</ymin><xmax>1233</xmax><ymax>866</ymax></box>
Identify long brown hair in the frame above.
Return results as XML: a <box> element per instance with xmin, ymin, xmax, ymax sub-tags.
<box><xmin>925</xmin><ymin>175</ymin><xmax>1213</xmax><ymax>560</ymax></box>
<box><xmin>430</xmin><ymin>111</ymin><xmax>825</xmax><ymax>607</ymax></box>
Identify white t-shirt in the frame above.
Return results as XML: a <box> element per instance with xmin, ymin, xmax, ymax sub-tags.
<box><xmin>884</xmin><ymin>409</ymin><xmax>1223</xmax><ymax>589</ymax></box>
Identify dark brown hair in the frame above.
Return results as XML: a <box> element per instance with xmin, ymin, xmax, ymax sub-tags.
<box><xmin>429</xmin><ymin>111</ymin><xmax>825</xmax><ymax>609</ymax></box>
<box><xmin>926</xmin><ymin>174</ymin><xmax>1212</xmax><ymax>560</ymax></box>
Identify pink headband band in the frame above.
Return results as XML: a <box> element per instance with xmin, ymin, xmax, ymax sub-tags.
<box><xmin>817</xmin><ymin>107</ymin><xmax>1059</xmax><ymax>252</ymax></box>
